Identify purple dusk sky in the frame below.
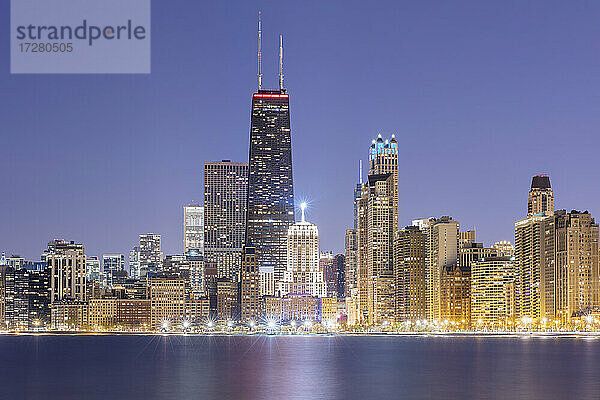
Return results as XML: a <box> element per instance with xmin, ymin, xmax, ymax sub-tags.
<box><xmin>2</xmin><ymin>1</ymin><xmax>600</xmax><ymax>262</ymax></box>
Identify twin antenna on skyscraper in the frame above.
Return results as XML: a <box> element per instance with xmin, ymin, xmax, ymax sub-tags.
<box><xmin>257</xmin><ymin>11</ymin><xmax>285</xmax><ymax>92</ymax></box>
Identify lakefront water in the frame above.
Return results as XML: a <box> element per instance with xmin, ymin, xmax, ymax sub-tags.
<box><xmin>1</xmin><ymin>334</ymin><xmax>599</xmax><ymax>399</ymax></box>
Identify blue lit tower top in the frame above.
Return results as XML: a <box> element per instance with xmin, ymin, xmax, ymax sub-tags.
<box><xmin>368</xmin><ymin>134</ymin><xmax>399</xmax><ymax>228</ymax></box>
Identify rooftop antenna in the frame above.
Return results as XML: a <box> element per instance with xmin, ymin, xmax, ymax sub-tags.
<box><xmin>257</xmin><ymin>11</ymin><xmax>263</xmax><ymax>90</ymax></box>
<box><xmin>359</xmin><ymin>160</ymin><xmax>363</xmax><ymax>184</ymax></box>
<box><xmin>279</xmin><ymin>34</ymin><xmax>284</xmax><ymax>91</ymax></box>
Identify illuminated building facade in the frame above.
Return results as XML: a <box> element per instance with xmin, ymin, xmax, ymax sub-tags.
<box><xmin>554</xmin><ymin>210</ymin><xmax>600</xmax><ymax>321</ymax></box>
<box><xmin>183</xmin><ymin>204</ymin><xmax>204</xmax><ymax>254</ymax></box>
<box><xmin>149</xmin><ymin>276</ymin><xmax>186</xmax><ymax>329</ymax></box>
<box><xmin>246</xmin><ymin>90</ymin><xmax>295</xmax><ymax>282</ymax></box>
<box><xmin>45</xmin><ymin>239</ymin><xmax>87</xmax><ymax>303</ymax></box>
<box><xmin>240</xmin><ymin>245</ymin><xmax>261</xmax><ymax>322</ymax></box>
<box><xmin>139</xmin><ymin>234</ymin><xmax>163</xmax><ymax>278</ymax></box>
<box><xmin>203</xmin><ymin>161</ymin><xmax>248</xmax><ymax>279</ymax></box>
<box><xmin>279</xmin><ymin>207</ymin><xmax>326</xmax><ymax>298</ymax></box>
<box><xmin>471</xmin><ymin>257</ymin><xmax>516</xmax><ymax>326</ymax></box>
<box><xmin>394</xmin><ymin>226</ymin><xmax>427</xmax><ymax>321</ymax></box>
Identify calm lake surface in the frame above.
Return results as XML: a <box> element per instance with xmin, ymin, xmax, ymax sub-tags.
<box><xmin>1</xmin><ymin>334</ymin><xmax>599</xmax><ymax>399</ymax></box>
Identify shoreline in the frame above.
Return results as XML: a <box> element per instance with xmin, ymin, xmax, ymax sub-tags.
<box><xmin>2</xmin><ymin>331</ymin><xmax>600</xmax><ymax>338</ymax></box>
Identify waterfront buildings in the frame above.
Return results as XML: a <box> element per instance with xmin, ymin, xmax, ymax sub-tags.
<box><xmin>471</xmin><ymin>257</ymin><xmax>516</xmax><ymax>326</ymax></box>
<box><xmin>183</xmin><ymin>204</ymin><xmax>204</xmax><ymax>254</ymax></box>
<box><xmin>344</xmin><ymin>229</ymin><xmax>357</xmax><ymax>298</ymax></box>
<box><xmin>554</xmin><ymin>210</ymin><xmax>599</xmax><ymax>321</ymax></box>
<box><xmin>334</xmin><ymin>254</ymin><xmax>345</xmax><ymax>299</ymax></box>
<box><xmin>203</xmin><ymin>161</ymin><xmax>248</xmax><ymax>279</ymax></box>
<box><xmin>357</xmin><ymin>135</ymin><xmax>399</xmax><ymax>325</ymax></box>
<box><xmin>394</xmin><ymin>225</ymin><xmax>427</xmax><ymax>321</ymax></box>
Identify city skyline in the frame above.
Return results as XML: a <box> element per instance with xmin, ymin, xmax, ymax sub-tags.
<box><xmin>3</xmin><ymin>2</ymin><xmax>600</xmax><ymax>261</ymax></box>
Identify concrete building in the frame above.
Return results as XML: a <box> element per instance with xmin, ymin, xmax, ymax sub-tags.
<box><xmin>204</xmin><ymin>161</ymin><xmax>248</xmax><ymax>281</ymax></box>
<box><xmin>45</xmin><ymin>239</ymin><xmax>87</xmax><ymax>303</ymax></box>
<box><xmin>394</xmin><ymin>226</ymin><xmax>427</xmax><ymax>322</ymax></box>
<box><xmin>259</xmin><ymin>265</ymin><xmax>275</xmax><ymax>296</ymax></box>
<box><xmin>86</xmin><ymin>256</ymin><xmax>101</xmax><ymax>282</ymax></box>
<box><xmin>471</xmin><ymin>257</ymin><xmax>516</xmax><ymax>327</ymax></box>
<box><xmin>554</xmin><ymin>210</ymin><xmax>600</xmax><ymax>321</ymax></box>
<box><xmin>514</xmin><ymin>214</ymin><xmax>555</xmax><ymax>320</ymax></box>
<box><xmin>183</xmin><ymin>204</ymin><xmax>204</xmax><ymax>254</ymax></box>
<box><xmin>149</xmin><ymin>276</ymin><xmax>185</xmax><ymax>330</ymax></box>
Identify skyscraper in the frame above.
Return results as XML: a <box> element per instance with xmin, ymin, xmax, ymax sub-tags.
<box><xmin>394</xmin><ymin>225</ymin><xmax>427</xmax><ymax>322</ymax></box>
<box><xmin>279</xmin><ymin>204</ymin><xmax>326</xmax><ymax>298</ymax></box>
<box><xmin>334</xmin><ymin>254</ymin><xmax>346</xmax><ymax>299</ymax></box>
<box><xmin>183</xmin><ymin>204</ymin><xmax>204</xmax><ymax>254</ymax></box>
<box><xmin>203</xmin><ymin>161</ymin><xmax>248</xmax><ymax>279</ymax></box>
<box><xmin>528</xmin><ymin>175</ymin><xmax>554</xmax><ymax>216</ymax></box>
<box><xmin>420</xmin><ymin>216</ymin><xmax>460</xmax><ymax>322</ymax></box>
<box><xmin>138</xmin><ymin>234</ymin><xmax>163</xmax><ymax>278</ymax></box>
<box><xmin>86</xmin><ymin>256</ymin><xmax>101</xmax><ymax>282</ymax></box>
<box><xmin>319</xmin><ymin>252</ymin><xmax>336</xmax><ymax>297</ymax></box>
<box><xmin>344</xmin><ymin>229</ymin><xmax>357</xmax><ymax>298</ymax></box>
<box><xmin>471</xmin><ymin>257</ymin><xmax>516</xmax><ymax>327</ymax></box>
<box><xmin>514</xmin><ymin>214</ymin><xmax>555</xmax><ymax>320</ymax></box>
<box><xmin>357</xmin><ymin>134</ymin><xmax>399</xmax><ymax>325</ymax></box>
<box><xmin>44</xmin><ymin>239</ymin><xmax>87</xmax><ymax>303</ymax></box>
<box><xmin>554</xmin><ymin>210</ymin><xmax>599</xmax><ymax>321</ymax></box>
<box><xmin>246</xmin><ymin>21</ymin><xmax>295</xmax><ymax>282</ymax></box>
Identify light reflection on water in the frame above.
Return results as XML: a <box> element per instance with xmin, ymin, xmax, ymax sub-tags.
<box><xmin>1</xmin><ymin>335</ymin><xmax>599</xmax><ymax>399</ymax></box>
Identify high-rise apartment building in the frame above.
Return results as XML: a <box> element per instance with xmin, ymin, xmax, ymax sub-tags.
<box><xmin>422</xmin><ymin>217</ymin><xmax>459</xmax><ymax>322</ymax></box>
<box><xmin>129</xmin><ymin>247</ymin><xmax>140</xmax><ymax>280</ymax></box>
<box><xmin>514</xmin><ymin>214</ymin><xmax>555</xmax><ymax>320</ymax></box>
<box><xmin>44</xmin><ymin>239</ymin><xmax>86</xmax><ymax>303</ymax></box>
<box><xmin>471</xmin><ymin>257</ymin><xmax>516</xmax><ymax>326</ymax></box>
<box><xmin>554</xmin><ymin>210</ymin><xmax>599</xmax><ymax>321</ymax></box>
<box><xmin>149</xmin><ymin>276</ymin><xmax>186</xmax><ymax>330</ymax></box>
<box><xmin>183</xmin><ymin>204</ymin><xmax>204</xmax><ymax>254</ymax></box>
<box><xmin>394</xmin><ymin>226</ymin><xmax>427</xmax><ymax>322</ymax></box>
<box><xmin>357</xmin><ymin>135</ymin><xmax>398</xmax><ymax>325</ymax></box>
<box><xmin>203</xmin><ymin>161</ymin><xmax>248</xmax><ymax>280</ymax></box>
<box><xmin>139</xmin><ymin>234</ymin><xmax>163</xmax><ymax>278</ymax></box>
<box><xmin>240</xmin><ymin>245</ymin><xmax>261</xmax><ymax>322</ymax></box>
<box><xmin>528</xmin><ymin>175</ymin><xmax>554</xmax><ymax>216</ymax></box>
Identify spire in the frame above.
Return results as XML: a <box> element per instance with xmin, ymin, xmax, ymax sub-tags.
<box><xmin>279</xmin><ymin>34</ymin><xmax>284</xmax><ymax>91</ymax></box>
<box><xmin>300</xmin><ymin>202</ymin><xmax>307</xmax><ymax>223</ymax></box>
<box><xmin>359</xmin><ymin>160</ymin><xmax>363</xmax><ymax>184</ymax></box>
<box><xmin>257</xmin><ymin>11</ymin><xmax>262</xmax><ymax>90</ymax></box>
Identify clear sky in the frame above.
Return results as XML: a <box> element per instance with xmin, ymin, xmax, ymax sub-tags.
<box><xmin>2</xmin><ymin>0</ymin><xmax>600</xmax><ymax>261</ymax></box>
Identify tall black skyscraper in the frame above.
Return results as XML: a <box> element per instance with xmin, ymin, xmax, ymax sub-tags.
<box><xmin>246</xmin><ymin>15</ymin><xmax>295</xmax><ymax>281</ymax></box>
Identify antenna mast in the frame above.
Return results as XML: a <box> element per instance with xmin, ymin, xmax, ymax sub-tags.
<box><xmin>279</xmin><ymin>35</ymin><xmax>284</xmax><ymax>91</ymax></box>
<box><xmin>257</xmin><ymin>11</ymin><xmax>262</xmax><ymax>90</ymax></box>
<box><xmin>359</xmin><ymin>160</ymin><xmax>363</xmax><ymax>184</ymax></box>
